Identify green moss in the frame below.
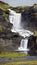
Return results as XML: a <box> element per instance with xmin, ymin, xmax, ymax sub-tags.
<box><xmin>2</xmin><ymin>12</ymin><xmax>8</xmax><ymax>16</ymax></box>
<box><xmin>15</xmin><ymin>10</ymin><xmax>20</xmax><ymax>13</ymax></box>
<box><xmin>0</xmin><ymin>3</ymin><xmax>12</xmax><ymax>10</ymax></box>
<box><xmin>0</xmin><ymin>25</ymin><xmax>5</xmax><ymax>32</ymax></box>
<box><xmin>34</xmin><ymin>31</ymin><xmax>37</xmax><ymax>36</ymax></box>
<box><xmin>0</xmin><ymin>1</ymin><xmax>12</xmax><ymax>16</ymax></box>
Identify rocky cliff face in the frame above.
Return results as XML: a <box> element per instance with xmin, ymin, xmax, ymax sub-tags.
<box><xmin>21</xmin><ymin>4</ymin><xmax>37</xmax><ymax>53</ymax></box>
<box><xmin>0</xmin><ymin>1</ymin><xmax>24</xmax><ymax>52</ymax></box>
<box><xmin>0</xmin><ymin>1</ymin><xmax>37</xmax><ymax>53</ymax></box>
<box><xmin>21</xmin><ymin>4</ymin><xmax>37</xmax><ymax>31</ymax></box>
<box><xmin>0</xmin><ymin>0</ymin><xmax>13</xmax><ymax>32</ymax></box>
<box><xmin>0</xmin><ymin>15</ymin><xmax>23</xmax><ymax>52</ymax></box>
<box><xmin>0</xmin><ymin>33</ymin><xmax>23</xmax><ymax>52</ymax></box>
<box><xmin>0</xmin><ymin>16</ymin><xmax>12</xmax><ymax>32</ymax></box>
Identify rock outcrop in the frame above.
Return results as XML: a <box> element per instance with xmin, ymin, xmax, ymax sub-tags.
<box><xmin>0</xmin><ymin>32</ymin><xmax>23</xmax><ymax>52</ymax></box>
<box><xmin>21</xmin><ymin>4</ymin><xmax>37</xmax><ymax>31</ymax></box>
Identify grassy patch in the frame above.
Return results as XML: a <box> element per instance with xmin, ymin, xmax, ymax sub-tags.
<box><xmin>0</xmin><ymin>52</ymin><xmax>27</xmax><ymax>58</ymax></box>
<box><xmin>0</xmin><ymin>25</ymin><xmax>5</xmax><ymax>32</ymax></box>
<box><xmin>0</xmin><ymin>60</ymin><xmax>37</xmax><ymax>65</ymax></box>
<box><xmin>0</xmin><ymin>52</ymin><xmax>37</xmax><ymax>65</ymax></box>
<box><xmin>0</xmin><ymin>1</ymin><xmax>12</xmax><ymax>16</ymax></box>
<box><xmin>0</xmin><ymin>3</ymin><xmax>12</xmax><ymax>10</ymax></box>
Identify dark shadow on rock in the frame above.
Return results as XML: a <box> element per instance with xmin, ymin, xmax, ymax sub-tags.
<box><xmin>27</xmin><ymin>35</ymin><xmax>37</xmax><ymax>56</ymax></box>
<box><xmin>21</xmin><ymin>6</ymin><xmax>37</xmax><ymax>31</ymax></box>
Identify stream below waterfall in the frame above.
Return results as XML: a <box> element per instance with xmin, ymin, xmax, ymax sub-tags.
<box><xmin>9</xmin><ymin>9</ymin><xmax>34</xmax><ymax>54</ymax></box>
<box><xmin>0</xmin><ymin>56</ymin><xmax>37</xmax><ymax>64</ymax></box>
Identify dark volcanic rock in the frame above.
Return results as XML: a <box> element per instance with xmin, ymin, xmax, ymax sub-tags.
<box><xmin>0</xmin><ymin>15</ymin><xmax>13</xmax><ymax>32</ymax></box>
<box><xmin>27</xmin><ymin>35</ymin><xmax>37</xmax><ymax>55</ymax></box>
<box><xmin>28</xmin><ymin>36</ymin><xmax>36</xmax><ymax>49</ymax></box>
<box><xmin>0</xmin><ymin>32</ymin><xmax>23</xmax><ymax>52</ymax></box>
<box><xmin>21</xmin><ymin>6</ymin><xmax>37</xmax><ymax>31</ymax></box>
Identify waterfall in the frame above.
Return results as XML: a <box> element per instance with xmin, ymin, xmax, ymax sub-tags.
<box><xmin>19</xmin><ymin>39</ymin><xmax>29</xmax><ymax>50</ymax></box>
<box><xmin>9</xmin><ymin>9</ymin><xmax>34</xmax><ymax>54</ymax></box>
<box><xmin>18</xmin><ymin>38</ymin><xmax>29</xmax><ymax>54</ymax></box>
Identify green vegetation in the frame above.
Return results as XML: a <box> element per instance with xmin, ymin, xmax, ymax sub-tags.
<box><xmin>0</xmin><ymin>25</ymin><xmax>4</xmax><ymax>32</ymax></box>
<box><xmin>0</xmin><ymin>52</ymin><xmax>27</xmax><ymax>57</ymax></box>
<box><xmin>0</xmin><ymin>1</ymin><xmax>13</xmax><ymax>32</ymax></box>
<box><xmin>0</xmin><ymin>52</ymin><xmax>37</xmax><ymax>65</ymax></box>
<box><xmin>0</xmin><ymin>1</ymin><xmax>12</xmax><ymax>16</ymax></box>
<box><xmin>34</xmin><ymin>31</ymin><xmax>37</xmax><ymax>36</ymax></box>
<box><xmin>0</xmin><ymin>1</ymin><xmax>12</xmax><ymax>10</ymax></box>
<box><xmin>2</xmin><ymin>12</ymin><xmax>8</xmax><ymax>16</ymax></box>
<box><xmin>1</xmin><ymin>60</ymin><xmax>37</xmax><ymax>65</ymax></box>
<box><xmin>13</xmin><ymin>6</ymin><xmax>30</xmax><ymax>13</ymax></box>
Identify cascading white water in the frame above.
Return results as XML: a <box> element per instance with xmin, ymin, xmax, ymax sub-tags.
<box><xmin>9</xmin><ymin>9</ymin><xmax>33</xmax><ymax>54</ymax></box>
<box><xmin>18</xmin><ymin>38</ymin><xmax>29</xmax><ymax>54</ymax></box>
<box><xmin>18</xmin><ymin>38</ymin><xmax>29</xmax><ymax>50</ymax></box>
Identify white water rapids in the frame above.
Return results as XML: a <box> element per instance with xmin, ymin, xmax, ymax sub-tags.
<box><xmin>9</xmin><ymin>9</ymin><xmax>34</xmax><ymax>54</ymax></box>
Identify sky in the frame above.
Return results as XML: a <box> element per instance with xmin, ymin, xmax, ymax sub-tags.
<box><xmin>0</xmin><ymin>0</ymin><xmax>37</xmax><ymax>7</ymax></box>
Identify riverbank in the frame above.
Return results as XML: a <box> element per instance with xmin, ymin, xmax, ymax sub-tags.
<box><xmin>1</xmin><ymin>60</ymin><xmax>37</xmax><ymax>65</ymax></box>
<box><xmin>0</xmin><ymin>52</ymin><xmax>37</xmax><ymax>65</ymax></box>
